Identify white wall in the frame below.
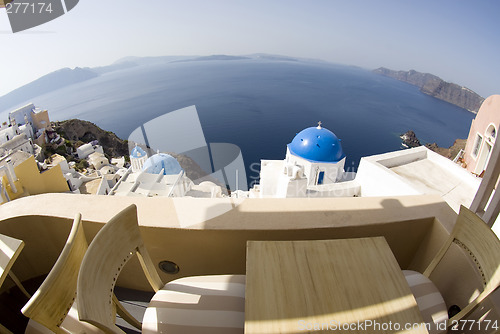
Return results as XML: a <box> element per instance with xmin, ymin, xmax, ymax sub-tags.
<box><xmin>307</xmin><ymin>180</ymin><xmax>361</xmax><ymax>197</ymax></box>
<box><xmin>96</xmin><ymin>177</ymin><xmax>111</xmax><ymax>195</ymax></box>
<box><xmin>285</xmin><ymin>148</ymin><xmax>345</xmax><ymax>186</ymax></box>
<box><xmin>356</xmin><ymin>149</ymin><xmax>425</xmax><ymax>197</ymax></box>
<box><xmin>0</xmin><ymin>126</ymin><xmax>19</xmax><ymax>144</ymax></box>
<box><xmin>9</xmin><ymin>103</ymin><xmax>34</xmax><ymax>126</ymax></box>
<box><xmin>77</xmin><ymin>144</ymin><xmax>104</xmax><ymax>160</ymax></box>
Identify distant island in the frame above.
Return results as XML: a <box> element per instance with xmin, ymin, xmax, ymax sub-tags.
<box><xmin>373</xmin><ymin>67</ymin><xmax>484</xmax><ymax>113</ymax></box>
<box><xmin>171</xmin><ymin>55</ymin><xmax>251</xmax><ymax>63</ymax></box>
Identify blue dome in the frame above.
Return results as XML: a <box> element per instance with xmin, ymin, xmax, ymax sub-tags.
<box><xmin>131</xmin><ymin>146</ymin><xmax>147</xmax><ymax>159</ymax></box>
<box><xmin>287</xmin><ymin>126</ymin><xmax>345</xmax><ymax>163</ymax></box>
<box><xmin>142</xmin><ymin>153</ymin><xmax>183</xmax><ymax>175</ymax></box>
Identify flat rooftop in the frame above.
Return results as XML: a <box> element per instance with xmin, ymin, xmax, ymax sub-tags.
<box><xmin>357</xmin><ymin>146</ymin><xmax>481</xmax><ymax>213</ymax></box>
<box><xmin>391</xmin><ymin>158</ymin><xmax>478</xmax><ymax>212</ymax></box>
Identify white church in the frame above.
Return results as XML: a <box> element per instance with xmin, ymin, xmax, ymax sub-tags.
<box><xmin>249</xmin><ymin>122</ymin><xmax>359</xmax><ymax>198</ymax></box>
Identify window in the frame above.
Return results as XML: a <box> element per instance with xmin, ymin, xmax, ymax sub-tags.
<box><xmin>486</xmin><ymin>124</ymin><xmax>496</xmax><ymax>141</ymax></box>
<box><xmin>317</xmin><ymin>171</ymin><xmax>325</xmax><ymax>185</ymax></box>
<box><xmin>472</xmin><ymin>134</ymin><xmax>482</xmax><ymax>158</ymax></box>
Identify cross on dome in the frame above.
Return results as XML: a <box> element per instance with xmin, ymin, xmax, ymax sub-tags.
<box><xmin>317</xmin><ymin>121</ymin><xmax>322</xmax><ymax>129</ymax></box>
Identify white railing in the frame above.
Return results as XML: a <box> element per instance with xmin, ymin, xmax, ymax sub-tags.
<box><xmin>108</xmin><ymin>166</ymin><xmax>132</xmax><ymax>195</ymax></box>
<box><xmin>168</xmin><ymin>170</ymin><xmax>185</xmax><ymax>197</ymax></box>
<box><xmin>453</xmin><ymin>149</ymin><xmax>464</xmax><ymax>163</ymax></box>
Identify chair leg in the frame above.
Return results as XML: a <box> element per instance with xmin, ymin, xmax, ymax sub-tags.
<box><xmin>8</xmin><ymin>272</ymin><xmax>31</xmax><ymax>299</ymax></box>
<box><xmin>0</xmin><ymin>322</ymin><xmax>13</xmax><ymax>334</ymax></box>
<box><xmin>112</xmin><ymin>294</ymin><xmax>142</xmax><ymax>330</ymax></box>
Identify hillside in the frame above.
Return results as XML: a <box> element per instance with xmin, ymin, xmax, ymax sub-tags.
<box><xmin>373</xmin><ymin>67</ymin><xmax>484</xmax><ymax>113</ymax></box>
<box><xmin>400</xmin><ymin>129</ymin><xmax>466</xmax><ymax>160</ymax></box>
<box><xmin>52</xmin><ymin>119</ymin><xmax>129</xmax><ymax>158</ymax></box>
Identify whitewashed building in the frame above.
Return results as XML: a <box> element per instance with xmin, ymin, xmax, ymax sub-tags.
<box><xmin>77</xmin><ymin>141</ymin><xmax>104</xmax><ymax>159</ymax></box>
<box><xmin>8</xmin><ymin>103</ymin><xmax>35</xmax><ymax>126</ymax></box>
<box><xmin>88</xmin><ymin>152</ymin><xmax>109</xmax><ymax>170</ymax></box>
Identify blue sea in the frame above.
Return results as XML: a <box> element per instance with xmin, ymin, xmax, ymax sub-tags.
<box><xmin>1</xmin><ymin>59</ymin><xmax>475</xmax><ymax>187</ymax></box>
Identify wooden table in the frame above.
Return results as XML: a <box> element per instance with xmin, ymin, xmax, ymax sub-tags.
<box><xmin>245</xmin><ymin>238</ymin><xmax>428</xmax><ymax>333</ymax></box>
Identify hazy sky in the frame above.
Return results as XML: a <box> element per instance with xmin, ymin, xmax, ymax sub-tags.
<box><xmin>0</xmin><ymin>0</ymin><xmax>499</xmax><ymax>97</ymax></box>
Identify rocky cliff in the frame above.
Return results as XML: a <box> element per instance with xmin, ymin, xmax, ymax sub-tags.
<box><xmin>400</xmin><ymin>130</ymin><xmax>421</xmax><ymax>148</ymax></box>
<box><xmin>52</xmin><ymin>119</ymin><xmax>128</xmax><ymax>158</ymax></box>
<box><xmin>425</xmin><ymin>139</ymin><xmax>466</xmax><ymax>160</ymax></box>
<box><xmin>400</xmin><ymin>129</ymin><xmax>466</xmax><ymax>160</ymax></box>
<box><xmin>373</xmin><ymin>67</ymin><xmax>484</xmax><ymax>113</ymax></box>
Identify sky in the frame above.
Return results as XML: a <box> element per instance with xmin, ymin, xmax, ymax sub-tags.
<box><xmin>0</xmin><ymin>0</ymin><xmax>499</xmax><ymax>98</ymax></box>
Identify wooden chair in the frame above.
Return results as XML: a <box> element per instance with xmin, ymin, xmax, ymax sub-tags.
<box><xmin>404</xmin><ymin>205</ymin><xmax>500</xmax><ymax>332</ymax></box>
<box><xmin>0</xmin><ymin>233</ymin><xmax>31</xmax><ymax>299</ymax></box>
<box><xmin>1</xmin><ymin>233</ymin><xmax>31</xmax><ymax>334</ymax></box>
<box><xmin>21</xmin><ymin>213</ymin><xmax>140</xmax><ymax>334</ymax></box>
<box><xmin>77</xmin><ymin>204</ymin><xmax>245</xmax><ymax>334</ymax></box>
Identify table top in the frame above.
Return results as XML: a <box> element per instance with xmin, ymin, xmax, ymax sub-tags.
<box><xmin>0</xmin><ymin>233</ymin><xmax>25</xmax><ymax>287</ymax></box>
<box><xmin>245</xmin><ymin>237</ymin><xmax>428</xmax><ymax>334</ymax></box>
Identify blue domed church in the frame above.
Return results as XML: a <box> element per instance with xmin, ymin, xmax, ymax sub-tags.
<box><xmin>111</xmin><ymin>146</ymin><xmax>224</xmax><ymax>198</ymax></box>
<box><xmin>286</xmin><ymin>122</ymin><xmax>346</xmax><ymax>185</ymax></box>
<box><xmin>253</xmin><ymin>122</ymin><xmax>358</xmax><ymax>198</ymax></box>
<box><xmin>112</xmin><ymin>146</ymin><xmax>195</xmax><ymax>197</ymax></box>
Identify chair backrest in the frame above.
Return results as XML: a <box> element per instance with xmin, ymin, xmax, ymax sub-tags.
<box><xmin>1</xmin><ymin>233</ymin><xmax>26</xmax><ymax>334</ymax></box>
<box><xmin>0</xmin><ymin>233</ymin><xmax>25</xmax><ymax>289</ymax></box>
<box><xmin>423</xmin><ymin>205</ymin><xmax>500</xmax><ymax>325</ymax></box>
<box><xmin>21</xmin><ymin>214</ymin><xmax>87</xmax><ymax>334</ymax></box>
<box><xmin>77</xmin><ymin>204</ymin><xmax>164</xmax><ymax>334</ymax></box>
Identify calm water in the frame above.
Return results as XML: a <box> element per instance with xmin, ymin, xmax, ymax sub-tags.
<box><xmin>1</xmin><ymin>59</ymin><xmax>475</xmax><ymax>186</ymax></box>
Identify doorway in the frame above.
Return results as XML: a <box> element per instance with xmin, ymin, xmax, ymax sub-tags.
<box><xmin>475</xmin><ymin>141</ymin><xmax>493</xmax><ymax>175</ymax></box>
